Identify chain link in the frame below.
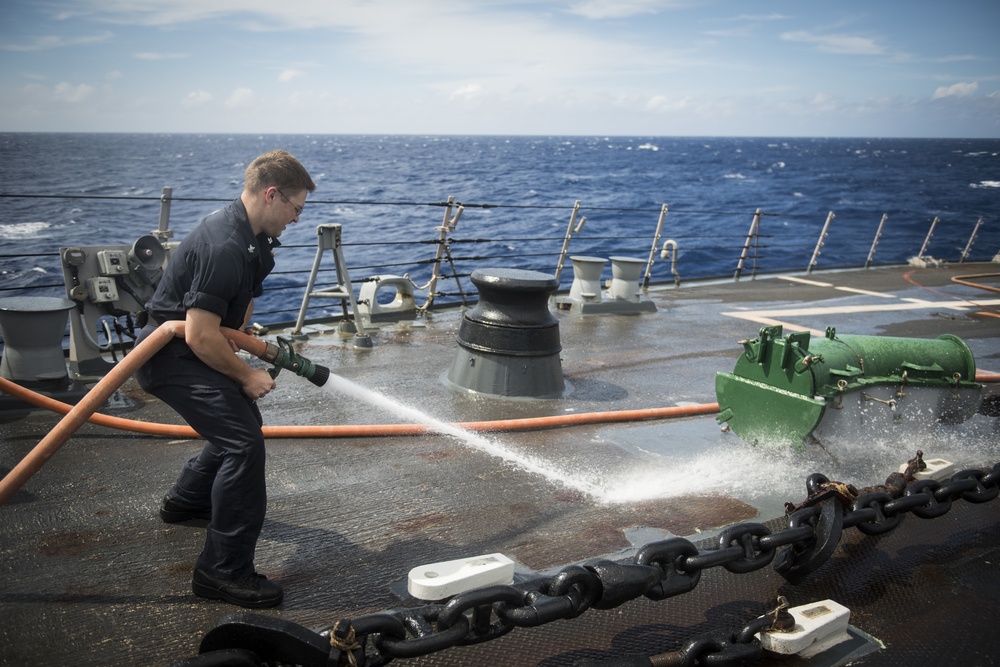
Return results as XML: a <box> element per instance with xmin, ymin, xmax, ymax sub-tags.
<box><xmin>190</xmin><ymin>458</ymin><xmax>999</xmax><ymax>666</ymax></box>
<box><xmin>357</xmin><ymin>458</ymin><xmax>999</xmax><ymax>664</ymax></box>
<box><xmin>717</xmin><ymin>523</ymin><xmax>775</xmax><ymax>573</ymax></box>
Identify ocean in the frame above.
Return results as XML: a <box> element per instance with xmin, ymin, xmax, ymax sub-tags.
<box><xmin>1</xmin><ymin>133</ymin><xmax>998</xmax><ymax>321</ymax></box>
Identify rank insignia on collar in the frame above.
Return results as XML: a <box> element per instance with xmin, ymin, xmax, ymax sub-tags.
<box><xmin>248</xmin><ymin>244</ymin><xmax>256</xmax><ymax>253</ymax></box>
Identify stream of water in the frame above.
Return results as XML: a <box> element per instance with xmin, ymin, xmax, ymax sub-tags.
<box><xmin>321</xmin><ymin>371</ymin><xmax>612</xmax><ymax>501</ymax></box>
<box><xmin>321</xmin><ymin>368</ymin><xmax>999</xmax><ymax>515</ymax></box>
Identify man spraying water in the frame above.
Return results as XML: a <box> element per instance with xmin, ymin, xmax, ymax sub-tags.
<box><xmin>135</xmin><ymin>150</ymin><xmax>315</xmax><ymax>608</ymax></box>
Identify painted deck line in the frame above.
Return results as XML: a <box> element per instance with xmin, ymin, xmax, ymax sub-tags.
<box><xmin>834</xmin><ymin>286</ymin><xmax>895</xmax><ymax>298</ymax></box>
<box><xmin>721</xmin><ymin>314</ymin><xmax>825</xmax><ymax>336</ymax></box>
<box><xmin>777</xmin><ymin>276</ymin><xmax>832</xmax><ymax>287</ymax></box>
<box><xmin>777</xmin><ymin>275</ymin><xmax>901</xmax><ymax>299</ymax></box>
<box><xmin>721</xmin><ymin>297</ymin><xmax>1000</xmax><ymax>331</ymax></box>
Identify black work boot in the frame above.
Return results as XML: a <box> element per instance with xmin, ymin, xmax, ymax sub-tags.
<box><xmin>192</xmin><ymin>568</ymin><xmax>284</xmax><ymax>609</ymax></box>
<box><xmin>159</xmin><ymin>494</ymin><xmax>211</xmax><ymax>523</ymax></box>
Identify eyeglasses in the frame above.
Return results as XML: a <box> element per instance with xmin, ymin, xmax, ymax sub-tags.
<box><xmin>275</xmin><ymin>188</ymin><xmax>304</xmax><ymax>216</ymax></box>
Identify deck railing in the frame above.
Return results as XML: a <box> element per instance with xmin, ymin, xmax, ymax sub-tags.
<box><xmin>0</xmin><ymin>190</ymin><xmax>995</xmax><ymax>330</ymax></box>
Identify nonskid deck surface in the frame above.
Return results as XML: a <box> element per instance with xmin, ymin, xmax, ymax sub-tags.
<box><xmin>1</xmin><ymin>264</ymin><xmax>998</xmax><ymax>666</ymax></box>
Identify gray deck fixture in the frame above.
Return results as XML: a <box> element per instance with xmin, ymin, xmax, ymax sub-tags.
<box><xmin>0</xmin><ymin>296</ymin><xmax>75</xmax><ymax>388</ymax></box>
<box><xmin>447</xmin><ymin>268</ymin><xmax>564</xmax><ymax>398</ymax></box>
<box><xmin>555</xmin><ymin>256</ymin><xmax>657</xmax><ymax>314</ymax></box>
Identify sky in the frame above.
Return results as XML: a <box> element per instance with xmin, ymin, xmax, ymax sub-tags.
<box><xmin>1</xmin><ymin>0</ymin><xmax>999</xmax><ymax>138</ymax></box>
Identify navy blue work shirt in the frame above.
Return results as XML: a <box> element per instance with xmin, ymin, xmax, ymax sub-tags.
<box><xmin>146</xmin><ymin>199</ymin><xmax>279</xmax><ymax>330</ymax></box>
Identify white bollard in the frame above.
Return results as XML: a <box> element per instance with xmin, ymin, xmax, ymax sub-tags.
<box><xmin>608</xmin><ymin>256</ymin><xmax>645</xmax><ymax>302</ymax></box>
<box><xmin>568</xmin><ymin>256</ymin><xmax>607</xmax><ymax>302</ymax></box>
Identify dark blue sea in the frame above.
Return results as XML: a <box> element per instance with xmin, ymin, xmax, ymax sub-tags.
<box><xmin>1</xmin><ymin>133</ymin><xmax>998</xmax><ymax>320</ymax></box>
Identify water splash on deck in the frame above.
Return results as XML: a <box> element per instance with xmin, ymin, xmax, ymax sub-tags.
<box><xmin>598</xmin><ymin>412</ymin><xmax>999</xmax><ymax>517</ymax></box>
<box><xmin>321</xmin><ymin>371</ymin><xmax>997</xmax><ymax>513</ymax></box>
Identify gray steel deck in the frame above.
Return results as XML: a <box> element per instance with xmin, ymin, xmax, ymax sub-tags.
<box><xmin>1</xmin><ymin>263</ymin><xmax>999</xmax><ymax>666</ymax></box>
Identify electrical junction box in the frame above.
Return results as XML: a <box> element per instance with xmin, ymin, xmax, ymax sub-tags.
<box><xmin>86</xmin><ymin>276</ymin><xmax>120</xmax><ymax>303</ymax></box>
<box><xmin>97</xmin><ymin>249</ymin><xmax>129</xmax><ymax>276</ymax></box>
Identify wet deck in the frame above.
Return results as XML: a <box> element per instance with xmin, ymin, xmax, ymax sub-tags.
<box><xmin>1</xmin><ymin>263</ymin><xmax>999</xmax><ymax>666</ymax></box>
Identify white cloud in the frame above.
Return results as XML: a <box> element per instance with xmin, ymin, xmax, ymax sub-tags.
<box><xmin>449</xmin><ymin>83</ymin><xmax>484</xmax><ymax>101</ymax></box>
<box><xmin>780</xmin><ymin>31</ymin><xmax>885</xmax><ymax>56</ymax></box>
<box><xmin>773</xmin><ymin>92</ymin><xmax>847</xmax><ymax>118</ymax></box>
<box><xmin>932</xmin><ymin>81</ymin><xmax>978</xmax><ymax>99</ymax></box>
<box><xmin>278</xmin><ymin>69</ymin><xmax>305</xmax><ymax>83</ymax></box>
<box><xmin>736</xmin><ymin>14</ymin><xmax>790</xmax><ymax>22</ymax></box>
<box><xmin>24</xmin><ymin>0</ymin><xmax>684</xmax><ymax>94</ymax></box>
<box><xmin>6</xmin><ymin>0</ymin><xmax>998</xmax><ymax>137</ymax></box>
<box><xmin>134</xmin><ymin>52</ymin><xmax>188</xmax><ymax>60</ymax></box>
<box><xmin>568</xmin><ymin>0</ymin><xmax>681</xmax><ymax>20</ymax></box>
<box><xmin>0</xmin><ymin>32</ymin><xmax>113</xmax><ymax>52</ymax></box>
<box><xmin>52</xmin><ymin>82</ymin><xmax>95</xmax><ymax>103</ymax></box>
<box><xmin>934</xmin><ymin>54</ymin><xmax>981</xmax><ymax>64</ymax></box>
<box><xmin>50</xmin><ymin>0</ymin><xmax>455</xmax><ymax>31</ymax></box>
<box><xmin>225</xmin><ymin>87</ymin><xmax>254</xmax><ymax>108</ymax></box>
<box><xmin>804</xmin><ymin>92</ymin><xmax>840</xmax><ymax>113</ymax></box>
<box><xmin>182</xmin><ymin>90</ymin><xmax>212</xmax><ymax>107</ymax></box>
<box><xmin>646</xmin><ymin>94</ymin><xmax>691</xmax><ymax>112</ymax></box>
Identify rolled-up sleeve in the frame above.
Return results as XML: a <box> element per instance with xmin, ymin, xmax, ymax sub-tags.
<box><xmin>182</xmin><ymin>242</ymin><xmax>244</xmax><ymax>319</ymax></box>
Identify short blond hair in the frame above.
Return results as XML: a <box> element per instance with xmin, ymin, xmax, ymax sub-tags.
<box><xmin>244</xmin><ymin>150</ymin><xmax>316</xmax><ymax>194</ymax></box>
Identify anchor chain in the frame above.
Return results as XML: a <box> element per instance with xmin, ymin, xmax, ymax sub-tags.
<box><xmin>609</xmin><ymin>615</ymin><xmax>773</xmax><ymax>667</ymax></box>
<box><xmin>176</xmin><ymin>457</ymin><xmax>1000</xmax><ymax>667</ymax></box>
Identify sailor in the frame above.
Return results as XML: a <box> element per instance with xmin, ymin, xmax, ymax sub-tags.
<box><xmin>135</xmin><ymin>149</ymin><xmax>315</xmax><ymax>608</ymax></box>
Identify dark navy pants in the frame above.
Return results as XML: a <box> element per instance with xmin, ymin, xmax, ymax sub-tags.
<box><xmin>136</xmin><ymin>330</ymin><xmax>267</xmax><ymax>578</ymax></box>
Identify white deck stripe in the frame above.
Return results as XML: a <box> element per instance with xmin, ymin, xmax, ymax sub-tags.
<box><xmin>719</xmin><ymin>313</ymin><xmax>825</xmax><ymax>336</ymax></box>
<box><xmin>777</xmin><ymin>276</ymin><xmax>832</xmax><ymax>287</ymax></box>
<box><xmin>779</xmin><ymin>276</ymin><xmax>895</xmax><ymax>298</ymax></box>
<box><xmin>834</xmin><ymin>286</ymin><xmax>895</xmax><ymax>298</ymax></box>
<box><xmin>722</xmin><ymin>298</ymin><xmax>1000</xmax><ymax>330</ymax></box>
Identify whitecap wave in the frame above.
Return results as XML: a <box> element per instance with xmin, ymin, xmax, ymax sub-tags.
<box><xmin>0</xmin><ymin>221</ymin><xmax>51</xmax><ymax>239</ymax></box>
<box><xmin>0</xmin><ymin>266</ymin><xmax>50</xmax><ymax>280</ymax></box>
<box><xmin>970</xmin><ymin>180</ymin><xmax>1000</xmax><ymax>189</ymax></box>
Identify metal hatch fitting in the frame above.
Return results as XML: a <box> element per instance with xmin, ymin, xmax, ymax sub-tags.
<box><xmin>715</xmin><ymin>325</ymin><xmax>982</xmax><ymax>448</ymax></box>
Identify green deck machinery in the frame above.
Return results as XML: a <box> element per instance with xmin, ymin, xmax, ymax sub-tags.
<box><xmin>716</xmin><ymin>326</ymin><xmax>982</xmax><ymax>448</ymax></box>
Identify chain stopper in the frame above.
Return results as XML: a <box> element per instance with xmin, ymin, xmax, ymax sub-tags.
<box><xmin>767</xmin><ymin>596</ymin><xmax>795</xmax><ymax>632</ymax></box>
<box><xmin>329</xmin><ymin>619</ymin><xmax>361</xmax><ymax>667</ymax></box>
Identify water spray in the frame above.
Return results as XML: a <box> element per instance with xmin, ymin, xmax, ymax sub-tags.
<box><xmin>2</xmin><ymin>321</ymin><xmax>996</xmax><ymax>508</ymax></box>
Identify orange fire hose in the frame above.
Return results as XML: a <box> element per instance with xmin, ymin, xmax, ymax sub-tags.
<box><xmin>0</xmin><ymin>320</ymin><xmax>182</xmax><ymax>506</ymax></box>
<box><xmin>2</xmin><ymin>319</ymin><xmax>998</xmax><ymax>507</ymax></box>
<box><xmin>0</xmin><ymin>374</ymin><xmax>720</xmax><ymax>438</ymax></box>
<box><xmin>0</xmin><ymin>321</ymin><xmax>720</xmax><ymax>506</ymax></box>
<box><xmin>951</xmin><ymin>273</ymin><xmax>1000</xmax><ymax>294</ymax></box>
